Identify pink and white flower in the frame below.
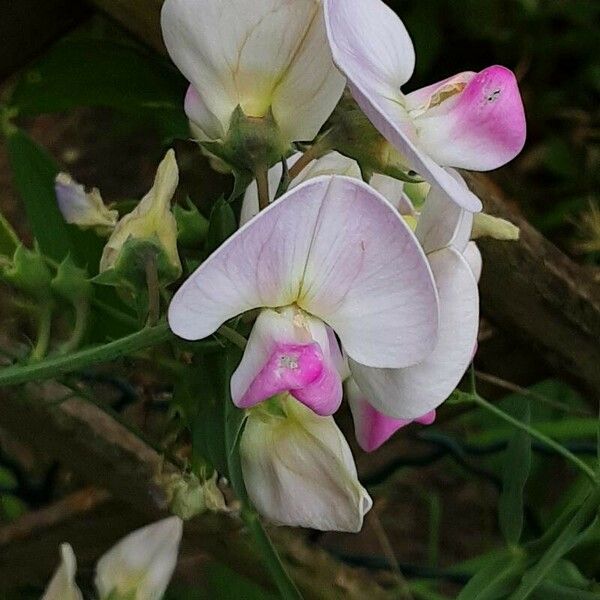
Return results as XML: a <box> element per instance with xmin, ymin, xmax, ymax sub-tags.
<box><xmin>323</xmin><ymin>0</ymin><xmax>526</xmax><ymax>212</ymax></box>
<box><xmin>168</xmin><ymin>175</ymin><xmax>439</xmax><ymax>416</ymax></box>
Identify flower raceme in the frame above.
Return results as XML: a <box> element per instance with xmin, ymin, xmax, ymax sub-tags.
<box><xmin>161</xmin><ymin>0</ymin><xmax>345</xmax><ymax>163</ymax></box>
<box><xmin>168</xmin><ymin>175</ymin><xmax>440</xmax><ymax>417</ymax></box>
<box><xmin>42</xmin><ymin>517</ymin><xmax>183</xmax><ymax>600</ymax></box>
<box><xmin>240</xmin><ymin>395</ymin><xmax>372</xmax><ymax>531</ymax></box>
<box><xmin>323</xmin><ymin>0</ymin><xmax>527</xmax><ymax>212</ymax></box>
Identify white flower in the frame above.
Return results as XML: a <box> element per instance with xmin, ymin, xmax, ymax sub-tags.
<box><xmin>55</xmin><ymin>173</ymin><xmax>118</xmax><ymax>235</ymax></box>
<box><xmin>95</xmin><ymin>516</ymin><xmax>183</xmax><ymax>600</ymax></box>
<box><xmin>161</xmin><ymin>0</ymin><xmax>345</xmax><ymax>146</ymax></box>
<box><xmin>42</xmin><ymin>544</ymin><xmax>82</xmax><ymax>600</ymax></box>
<box><xmin>240</xmin><ymin>395</ymin><xmax>372</xmax><ymax>531</ymax></box>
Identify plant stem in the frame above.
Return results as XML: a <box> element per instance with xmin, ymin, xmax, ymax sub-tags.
<box><xmin>60</xmin><ymin>299</ymin><xmax>90</xmax><ymax>354</ymax></box>
<box><xmin>0</xmin><ymin>321</ymin><xmax>173</xmax><ymax>387</ymax></box>
<box><xmin>287</xmin><ymin>130</ymin><xmax>334</xmax><ymax>181</ymax></box>
<box><xmin>471</xmin><ymin>393</ymin><xmax>598</xmax><ymax>483</ymax></box>
<box><xmin>30</xmin><ymin>304</ymin><xmax>53</xmax><ymax>362</ymax></box>
<box><xmin>255</xmin><ymin>167</ymin><xmax>270</xmax><ymax>211</ymax></box>
<box><xmin>145</xmin><ymin>253</ymin><xmax>160</xmax><ymax>327</ymax></box>
<box><xmin>241</xmin><ymin>507</ymin><xmax>303</xmax><ymax>600</ymax></box>
<box><xmin>217</xmin><ymin>325</ymin><xmax>247</xmax><ymax>350</ymax></box>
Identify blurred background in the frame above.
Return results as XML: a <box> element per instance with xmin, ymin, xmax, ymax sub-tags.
<box><xmin>0</xmin><ymin>1</ymin><xmax>599</xmax><ymax>598</ymax></box>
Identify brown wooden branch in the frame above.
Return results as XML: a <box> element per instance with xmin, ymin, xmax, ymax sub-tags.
<box><xmin>0</xmin><ymin>384</ymin><xmax>393</xmax><ymax>598</ymax></box>
<box><xmin>464</xmin><ymin>172</ymin><xmax>600</xmax><ymax>400</ymax></box>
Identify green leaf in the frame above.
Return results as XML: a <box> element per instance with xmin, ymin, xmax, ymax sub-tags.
<box><xmin>0</xmin><ymin>211</ymin><xmax>19</xmax><ymax>257</ymax></box>
<box><xmin>51</xmin><ymin>254</ymin><xmax>92</xmax><ymax>302</ymax></box>
<box><xmin>456</xmin><ymin>550</ymin><xmax>527</xmax><ymax>600</ymax></box>
<box><xmin>5</xmin><ymin>128</ymin><xmax>103</xmax><ymax>267</ymax></box>
<box><xmin>499</xmin><ymin>399</ymin><xmax>532</xmax><ymax>546</ymax></box>
<box><xmin>206</xmin><ymin>563</ymin><xmax>277</xmax><ymax>600</ymax></box>
<box><xmin>205</xmin><ymin>197</ymin><xmax>237</xmax><ymax>255</ymax></box>
<box><xmin>10</xmin><ymin>37</ymin><xmax>188</xmax><ymax>140</ymax></box>
<box><xmin>174</xmin><ymin>198</ymin><xmax>209</xmax><ymax>248</ymax></box>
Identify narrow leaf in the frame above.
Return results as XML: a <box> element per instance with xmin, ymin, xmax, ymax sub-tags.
<box><xmin>0</xmin><ymin>211</ymin><xmax>19</xmax><ymax>257</ymax></box>
<box><xmin>499</xmin><ymin>399</ymin><xmax>532</xmax><ymax>545</ymax></box>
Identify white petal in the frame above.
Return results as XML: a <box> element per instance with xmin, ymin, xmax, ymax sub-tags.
<box><xmin>170</xmin><ymin>176</ymin><xmax>439</xmax><ymax>371</ymax></box>
<box><xmin>415</xmin><ymin>170</ymin><xmax>474</xmax><ymax>254</ymax></box>
<box><xmin>241</xmin><ymin>151</ymin><xmax>360</xmax><ymax>225</ymax></box>
<box><xmin>184</xmin><ymin>85</ymin><xmax>225</xmax><ymax>141</ymax></box>
<box><xmin>350</xmin><ymin>247</ymin><xmax>479</xmax><ymax>419</ymax></box>
<box><xmin>42</xmin><ymin>544</ymin><xmax>82</xmax><ymax>600</ymax></box>
<box><xmin>297</xmin><ymin>176</ymin><xmax>438</xmax><ymax>368</ymax></box>
<box><xmin>95</xmin><ymin>517</ymin><xmax>183</xmax><ymax>600</ymax></box>
<box><xmin>162</xmin><ymin>0</ymin><xmax>343</xmax><ymax>142</ymax></box>
<box><xmin>240</xmin><ymin>397</ymin><xmax>372</xmax><ymax>532</ymax></box>
<box><xmin>324</xmin><ymin>0</ymin><xmax>415</xmax><ymax>95</ymax></box>
<box><xmin>463</xmin><ymin>241</ymin><xmax>483</xmax><ymax>282</ymax></box>
<box><xmin>369</xmin><ymin>173</ymin><xmax>414</xmax><ymax>214</ymax></box>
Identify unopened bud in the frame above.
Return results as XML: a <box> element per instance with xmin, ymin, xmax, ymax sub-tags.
<box><xmin>472</xmin><ymin>213</ymin><xmax>520</xmax><ymax>241</ymax></box>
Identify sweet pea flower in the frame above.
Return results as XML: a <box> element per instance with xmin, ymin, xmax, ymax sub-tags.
<box><xmin>95</xmin><ymin>517</ymin><xmax>183</xmax><ymax>600</ymax></box>
<box><xmin>349</xmin><ymin>171</ymin><xmax>480</xmax><ymax>421</ymax></box>
<box><xmin>323</xmin><ymin>0</ymin><xmax>526</xmax><ymax>212</ymax></box>
<box><xmin>169</xmin><ymin>175</ymin><xmax>439</xmax><ymax>416</ymax></box>
<box><xmin>42</xmin><ymin>544</ymin><xmax>82</xmax><ymax>600</ymax></box>
<box><xmin>161</xmin><ymin>0</ymin><xmax>345</xmax><ymax>147</ymax></box>
<box><xmin>99</xmin><ymin>149</ymin><xmax>181</xmax><ymax>279</ymax></box>
<box><xmin>240</xmin><ymin>394</ymin><xmax>372</xmax><ymax>531</ymax></box>
<box><xmin>55</xmin><ymin>173</ymin><xmax>118</xmax><ymax>235</ymax></box>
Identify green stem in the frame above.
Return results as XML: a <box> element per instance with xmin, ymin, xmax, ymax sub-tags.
<box><xmin>30</xmin><ymin>304</ymin><xmax>53</xmax><ymax>362</ymax></box>
<box><xmin>471</xmin><ymin>393</ymin><xmax>598</xmax><ymax>484</ymax></box>
<box><xmin>255</xmin><ymin>166</ymin><xmax>270</xmax><ymax>211</ymax></box>
<box><xmin>0</xmin><ymin>321</ymin><xmax>173</xmax><ymax>387</ymax></box>
<box><xmin>145</xmin><ymin>253</ymin><xmax>160</xmax><ymax>327</ymax></box>
<box><xmin>241</xmin><ymin>507</ymin><xmax>303</xmax><ymax>600</ymax></box>
<box><xmin>60</xmin><ymin>299</ymin><xmax>90</xmax><ymax>354</ymax></box>
<box><xmin>217</xmin><ymin>325</ymin><xmax>247</xmax><ymax>350</ymax></box>
<box><xmin>287</xmin><ymin>130</ymin><xmax>335</xmax><ymax>181</ymax></box>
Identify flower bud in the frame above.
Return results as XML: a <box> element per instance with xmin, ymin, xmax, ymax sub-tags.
<box><xmin>42</xmin><ymin>543</ymin><xmax>82</xmax><ymax>600</ymax></box>
<box><xmin>94</xmin><ymin>516</ymin><xmax>183</xmax><ymax>600</ymax></box>
<box><xmin>99</xmin><ymin>150</ymin><xmax>182</xmax><ymax>285</ymax></box>
<box><xmin>162</xmin><ymin>471</ymin><xmax>227</xmax><ymax>520</ymax></box>
<box><xmin>472</xmin><ymin>213</ymin><xmax>520</xmax><ymax>241</ymax></box>
<box><xmin>1</xmin><ymin>244</ymin><xmax>53</xmax><ymax>298</ymax></box>
<box><xmin>240</xmin><ymin>395</ymin><xmax>372</xmax><ymax>532</ymax></box>
<box><xmin>55</xmin><ymin>173</ymin><xmax>118</xmax><ymax>235</ymax></box>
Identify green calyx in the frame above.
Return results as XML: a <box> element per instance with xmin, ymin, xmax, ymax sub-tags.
<box><xmin>174</xmin><ymin>198</ymin><xmax>209</xmax><ymax>248</ymax></box>
<box><xmin>200</xmin><ymin>105</ymin><xmax>290</xmax><ymax>175</ymax></box>
<box><xmin>0</xmin><ymin>243</ymin><xmax>53</xmax><ymax>298</ymax></box>
<box><xmin>51</xmin><ymin>254</ymin><xmax>92</xmax><ymax>303</ymax></box>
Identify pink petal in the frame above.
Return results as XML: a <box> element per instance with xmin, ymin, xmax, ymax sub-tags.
<box><xmin>414</xmin><ymin>66</ymin><xmax>527</xmax><ymax>171</ymax></box>
<box><xmin>348</xmin><ymin>380</ymin><xmax>436</xmax><ymax>452</ymax></box>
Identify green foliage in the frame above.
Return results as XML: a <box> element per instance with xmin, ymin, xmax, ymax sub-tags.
<box><xmin>174</xmin><ymin>199</ymin><xmax>209</xmax><ymax>248</ymax></box>
<box><xmin>205</xmin><ymin>197</ymin><xmax>237</xmax><ymax>256</ymax></box>
<box><xmin>498</xmin><ymin>400</ymin><xmax>532</xmax><ymax>546</ymax></box>
<box><xmin>0</xmin><ymin>244</ymin><xmax>52</xmax><ymax>298</ymax></box>
<box><xmin>51</xmin><ymin>254</ymin><xmax>92</xmax><ymax>303</ymax></box>
<box><xmin>10</xmin><ymin>37</ymin><xmax>188</xmax><ymax>142</ymax></box>
<box><xmin>0</xmin><ymin>211</ymin><xmax>19</xmax><ymax>257</ymax></box>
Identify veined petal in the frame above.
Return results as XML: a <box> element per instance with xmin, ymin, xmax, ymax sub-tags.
<box><xmin>414</xmin><ymin>66</ymin><xmax>527</xmax><ymax>171</ymax></box>
<box><xmin>231</xmin><ymin>308</ymin><xmax>343</xmax><ymax>416</ymax></box>
<box><xmin>348</xmin><ymin>379</ymin><xmax>436</xmax><ymax>452</ymax></box>
<box><xmin>162</xmin><ymin>0</ymin><xmax>342</xmax><ymax>142</ymax></box>
<box><xmin>170</xmin><ymin>176</ymin><xmax>439</xmax><ymax>371</ymax></box>
<box><xmin>271</xmin><ymin>4</ymin><xmax>346</xmax><ymax>143</ymax></box>
<box><xmin>95</xmin><ymin>517</ymin><xmax>183</xmax><ymax>600</ymax></box>
<box><xmin>297</xmin><ymin>176</ymin><xmax>438</xmax><ymax>368</ymax></box>
<box><xmin>241</xmin><ymin>151</ymin><xmax>360</xmax><ymax>225</ymax></box>
<box><xmin>324</xmin><ymin>0</ymin><xmax>415</xmax><ymax>96</ymax></box>
<box><xmin>42</xmin><ymin>544</ymin><xmax>82</xmax><ymax>600</ymax></box>
<box><xmin>415</xmin><ymin>170</ymin><xmax>474</xmax><ymax>254</ymax></box>
<box><xmin>324</xmin><ymin>0</ymin><xmax>482</xmax><ymax>211</ymax></box>
<box><xmin>241</xmin><ymin>396</ymin><xmax>372</xmax><ymax>531</ymax></box>
<box><xmin>350</xmin><ymin>247</ymin><xmax>478</xmax><ymax>419</ymax></box>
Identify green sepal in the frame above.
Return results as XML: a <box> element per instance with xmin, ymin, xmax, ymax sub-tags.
<box><xmin>51</xmin><ymin>254</ymin><xmax>92</xmax><ymax>303</ymax></box>
<box><xmin>174</xmin><ymin>198</ymin><xmax>209</xmax><ymax>247</ymax></box>
<box><xmin>93</xmin><ymin>237</ymin><xmax>180</xmax><ymax>291</ymax></box>
<box><xmin>200</xmin><ymin>105</ymin><xmax>290</xmax><ymax>174</ymax></box>
<box><xmin>0</xmin><ymin>210</ymin><xmax>19</xmax><ymax>257</ymax></box>
<box><xmin>0</xmin><ymin>243</ymin><xmax>53</xmax><ymax>298</ymax></box>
